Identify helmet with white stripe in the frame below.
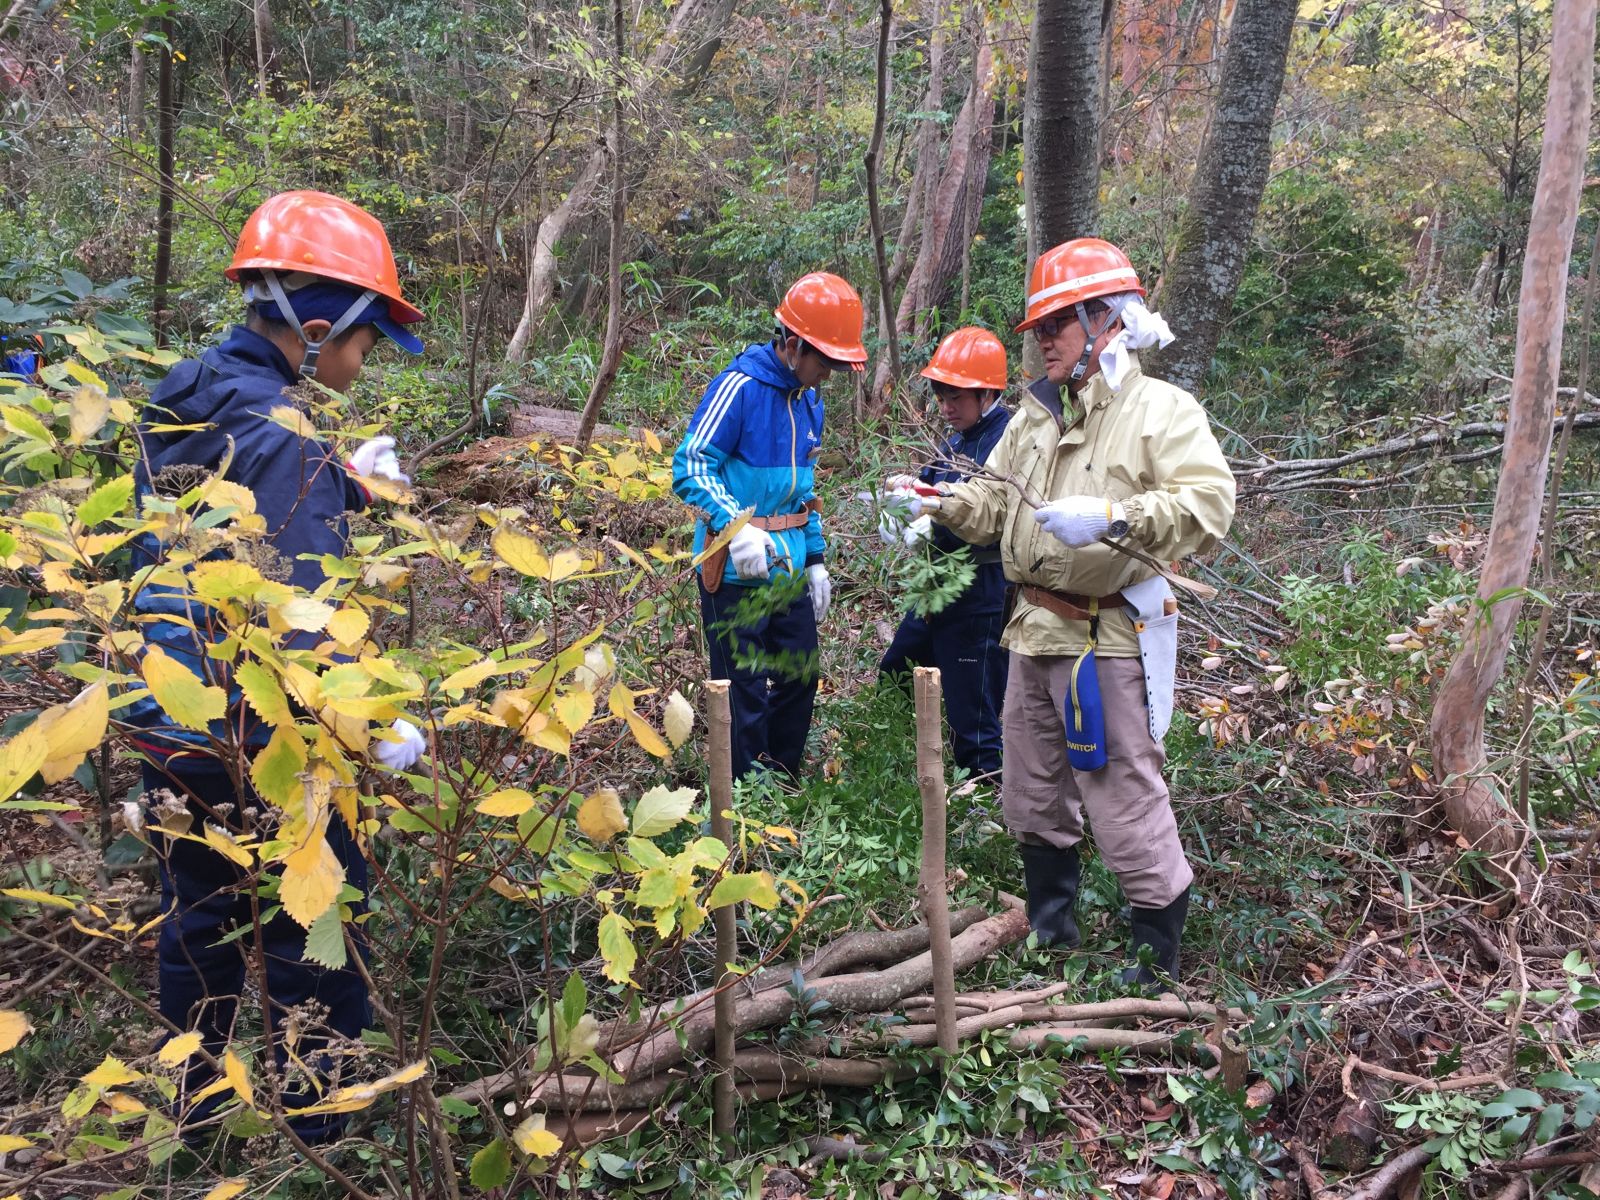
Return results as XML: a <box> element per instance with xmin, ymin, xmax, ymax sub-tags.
<box><xmin>1016</xmin><ymin>239</ymin><xmax>1145</xmax><ymax>334</ymax></box>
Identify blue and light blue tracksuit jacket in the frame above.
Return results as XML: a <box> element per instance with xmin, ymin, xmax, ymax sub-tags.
<box><xmin>125</xmin><ymin>325</ymin><xmax>367</xmax><ymax>763</ymax></box>
<box><xmin>672</xmin><ymin>342</ymin><xmax>825</xmax><ymax>588</ymax></box>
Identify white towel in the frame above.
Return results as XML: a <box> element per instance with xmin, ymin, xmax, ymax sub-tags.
<box><xmin>1099</xmin><ymin>297</ymin><xmax>1175</xmax><ymax>392</ymax></box>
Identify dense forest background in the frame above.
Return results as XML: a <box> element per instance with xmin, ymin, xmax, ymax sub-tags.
<box><xmin>2</xmin><ymin>0</ymin><xmax>1599</xmax><ymax>1197</ymax></box>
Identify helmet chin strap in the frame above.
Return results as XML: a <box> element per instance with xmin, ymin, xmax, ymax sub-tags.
<box><xmin>1069</xmin><ymin>293</ymin><xmax>1133</xmax><ymax>383</ymax></box>
<box><xmin>257</xmin><ymin>270</ymin><xmax>378</xmax><ymax>379</ymax></box>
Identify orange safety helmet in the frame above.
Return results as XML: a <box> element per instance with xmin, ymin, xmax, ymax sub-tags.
<box><xmin>774</xmin><ymin>272</ymin><xmax>868</xmax><ymax>371</ymax></box>
<box><xmin>920</xmin><ymin>326</ymin><xmax>1007</xmax><ymax>392</ymax></box>
<box><xmin>227</xmin><ymin>190</ymin><xmax>423</xmax><ymax>325</ymax></box>
<box><xmin>1016</xmin><ymin>238</ymin><xmax>1144</xmax><ymax>334</ymax></box>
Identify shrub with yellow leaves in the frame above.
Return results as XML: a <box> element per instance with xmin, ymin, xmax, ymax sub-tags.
<box><xmin>0</xmin><ymin>327</ymin><xmax>804</xmax><ymax>1194</ymax></box>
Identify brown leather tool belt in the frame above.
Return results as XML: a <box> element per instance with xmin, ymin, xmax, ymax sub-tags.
<box><xmin>701</xmin><ymin>499</ymin><xmax>821</xmax><ymax>593</ymax></box>
<box><xmin>1020</xmin><ymin>583</ymin><xmax>1129</xmax><ymax>623</ymax></box>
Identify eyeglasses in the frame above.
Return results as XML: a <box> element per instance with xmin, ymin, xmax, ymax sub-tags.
<box><xmin>1036</xmin><ymin>315</ymin><xmax>1070</xmax><ymax>339</ymax></box>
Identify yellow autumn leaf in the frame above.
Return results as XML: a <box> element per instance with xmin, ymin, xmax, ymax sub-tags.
<box><xmin>493</xmin><ymin>525</ymin><xmax>550</xmax><ymax>577</ymax></box>
<box><xmin>625</xmin><ymin>711</ymin><xmax>671</xmax><ymax>758</ymax></box>
<box><xmin>546</xmin><ymin>548</ymin><xmax>584</xmax><ymax>582</ymax></box>
<box><xmin>201</xmin><ymin>1179</ymin><xmax>249</xmax><ymax>1200</ymax></box>
<box><xmin>279</xmin><ymin>832</ymin><xmax>344</xmax><ymax>928</ymax></box>
<box><xmin>142</xmin><ymin>646</ymin><xmax>227</xmax><ymax>731</ymax></box>
<box><xmin>0</xmin><ymin>626</ymin><xmax>67</xmax><ymax>656</ymax></box>
<box><xmin>477</xmin><ymin>788</ymin><xmax>535</xmax><ymax>818</ymax></box>
<box><xmin>576</xmin><ymin>788</ymin><xmax>627</xmax><ymax>842</ymax></box>
<box><xmin>268</xmin><ymin>404</ymin><xmax>317</xmax><ymax>438</ymax></box>
<box><xmin>0</xmin><ymin>1135</ymin><xmax>30</xmax><ymax>1153</ymax></box>
<box><xmin>222</xmin><ymin>1050</ymin><xmax>255</xmax><ymax>1108</ymax></box>
<box><xmin>203</xmin><ymin>823</ymin><xmax>254</xmax><ymax>867</ymax></box>
<box><xmin>67</xmin><ymin>386</ymin><xmax>111</xmax><ymax>444</ymax></box>
<box><xmin>157</xmin><ymin>1030</ymin><xmax>203</xmax><ymax>1065</ymax></box>
<box><xmin>0</xmin><ymin>726</ymin><xmax>48</xmax><ymax>802</ymax></box>
<box><xmin>34</xmin><ymin>682</ymin><xmax>109</xmax><ymax>784</ymax></box>
<box><xmin>236</xmin><ymin>661</ymin><xmax>295</xmax><ymax>727</ymax></box>
<box><xmin>0</xmin><ymin>1009</ymin><xmax>32</xmax><ymax>1053</ymax></box>
<box><xmin>440</xmin><ymin>658</ymin><xmax>501</xmax><ymax>694</ymax></box>
<box><xmin>326</xmin><ymin>607</ymin><xmax>370</xmax><ymax>647</ymax></box>
<box><xmin>552</xmin><ymin>687</ymin><xmax>595</xmax><ymax>736</ymax></box>
<box><xmin>286</xmin><ymin>1058</ymin><xmax>428</xmax><ymax>1116</ymax></box>
<box><xmin>81</xmin><ymin>1054</ymin><xmax>142</xmax><ymax>1089</ymax></box>
<box><xmin>1</xmin><ymin>887</ymin><xmax>77</xmax><ymax>909</ymax></box>
<box><xmin>663</xmin><ymin>689</ymin><xmax>694</xmax><ymax>749</ymax></box>
<box><xmin>276</xmin><ymin>597</ymin><xmax>334</xmax><ymax>633</ymax></box>
<box><xmin>513</xmin><ymin>1113</ymin><xmax>562</xmax><ymax>1157</ymax></box>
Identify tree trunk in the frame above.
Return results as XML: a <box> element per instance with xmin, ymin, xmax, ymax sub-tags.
<box><xmin>152</xmin><ymin>16</ymin><xmax>176</xmax><ymax>349</ymax></box>
<box><xmin>252</xmin><ymin>0</ymin><xmax>275</xmax><ymax>99</ymax></box>
<box><xmin>1024</xmin><ymin>0</ymin><xmax>1104</xmax><ymax>251</ymax></box>
<box><xmin>1022</xmin><ymin>0</ymin><xmax>1106</xmax><ymax>378</ymax></box>
<box><xmin>1147</xmin><ymin>0</ymin><xmax>1296</xmax><ymax>394</ymax></box>
<box><xmin>912</xmin><ymin>668</ymin><xmax>958</xmax><ymax>1059</ymax></box>
<box><xmin>127</xmin><ymin>30</ymin><xmax>146</xmax><ymax>141</ymax></box>
<box><xmin>575</xmin><ymin>0</ymin><xmax>629</xmax><ymax>452</ymax></box>
<box><xmin>1425</xmin><ymin>0</ymin><xmax>1596</xmax><ymax>900</ymax></box>
<box><xmin>888</xmin><ymin>42</ymin><xmax>997</xmax><ymax>358</ymax></box>
<box><xmin>506</xmin><ymin>0</ymin><xmax>715</xmax><ymax>363</ymax></box>
<box><xmin>343</xmin><ymin>14</ymin><xmax>357</xmax><ymax>58</ymax></box>
<box><xmin>864</xmin><ymin>0</ymin><xmax>903</xmax><ymax>394</ymax></box>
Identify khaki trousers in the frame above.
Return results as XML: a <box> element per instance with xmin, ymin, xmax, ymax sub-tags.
<box><xmin>1001</xmin><ymin>651</ymin><xmax>1193</xmax><ymax>908</ymax></box>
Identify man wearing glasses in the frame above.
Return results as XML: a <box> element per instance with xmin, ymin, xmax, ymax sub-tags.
<box><xmin>879</xmin><ymin>327</ymin><xmax>1012</xmax><ymax>780</ymax></box>
<box><xmin>900</xmin><ymin>240</ymin><xmax>1235</xmax><ymax>987</ymax></box>
<box><xmin>673</xmin><ymin>272</ymin><xmax>868</xmax><ymax>781</ymax></box>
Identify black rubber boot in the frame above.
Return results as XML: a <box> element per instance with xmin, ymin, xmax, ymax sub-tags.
<box><xmin>1019</xmin><ymin>843</ymin><xmax>1082</xmax><ymax>949</ymax></box>
<box><xmin>1120</xmin><ymin>888</ymin><xmax>1189</xmax><ymax>989</ymax></box>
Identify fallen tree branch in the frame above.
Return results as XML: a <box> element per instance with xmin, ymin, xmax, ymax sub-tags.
<box><xmin>1293</xmin><ymin>1139</ymin><xmax>1335</xmax><ymax>1200</ymax></box>
<box><xmin>1339</xmin><ymin>1145</ymin><xmax>1436</xmax><ymax>1200</ymax></box>
<box><xmin>452</xmin><ymin>907</ymin><xmax>1033</xmax><ymax>1103</ymax></box>
<box><xmin>612</xmin><ymin>907</ymin><xmax>1031</xmax><ymax>1083</ymax></box>
<box><xmin>1231</xmin><ymin>412</ymin><xmax>1600</xmax><ymax>482</ymax></box>
<box><xmin>1348</xmin><ymin>1055</ymin><xmax>1505</xmax><ymax>1093</ymax></box>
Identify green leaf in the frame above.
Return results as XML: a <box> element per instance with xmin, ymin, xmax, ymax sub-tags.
<box><xmin>438</xmin><ymin>1097</ymin><xmax>478</xmax><ymax>1120</ymax></box>
<box><xmin>1497</xmin><ymin>1088</ymin><xmax>1544</xmax><ymax>1109</ymax></box>
<box><xmin>561</xmin><ymin>972</ymin><xmax>588</xmax><ymax>1035</ymax></box>
<box><xmin>470</xmin><ymin>1138</ymin><xmax>512</xmax><ymax>1190</ymax></box>
<box><xmin>78</xmin><ymin>475</ymin><xmax>134</xmax><ymax>526</ymax></box>
<box><xmin>707</xmin><ymin>870</ymin><xmax>779</xmax><ymax>911</ymax></box>
<box><xmin>249</xmin><ymin>725</ymin><xmax>307</xmax><ymax>809</ymax></box>
<box><xmin>1152</xmin><ymin>1153</ymin><xmax>1200</xmax><ymax>1174</ymax></box>
<box><xmin>302</xmin><ymin>905</ymin><xmax>348</xmax><ymax>969</ymax></box>
<box><xmin>1165</xmin><ymin>1075</ymin><xmax>1194</xmax><ymax>1104</ymax></box>
<box><xmin>633</xmin><ymin>868</ymin><xmax>680</xmax><ymax>909</ymax></box>
<box><xmin>631</xmin><ymin>784</ymin><xmax>695</xmax><ymax>838</ymax></box>
<box><xmin>598</xmin><ymin>911</ymin><xmax>637</xmax><ymax>985</ymax></box>
<box><xmin>145</xmin><ymin>1109</ymin><xmax>180</xmax><ymax>1164</ymax></box>
<box><xmin>1534</xmin><ymin>1102</ymin><xmax>1565</xmax><ymax>1143</ymax></box>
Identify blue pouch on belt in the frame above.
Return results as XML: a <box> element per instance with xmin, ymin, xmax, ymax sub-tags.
<box><xmin>1064</xmin><ymin>606</ymin><xmax>1108</xmax><ymax>772</ymax></box>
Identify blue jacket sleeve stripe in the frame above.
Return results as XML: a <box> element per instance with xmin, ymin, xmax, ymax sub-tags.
<box><xmin>681</xmin><ymin>370</ymin><xmax>748</xmax><ymax>525</ymax></box>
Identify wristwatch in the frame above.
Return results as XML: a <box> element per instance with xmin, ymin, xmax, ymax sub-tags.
<box><xmin>1106</xmin><ymin>502</ymin><xmax>1129</xmax><ymax>540</ymax></box>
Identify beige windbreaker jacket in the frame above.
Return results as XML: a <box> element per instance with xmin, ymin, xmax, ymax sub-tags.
<box><xmin>932</xmin><ymin>355</ymin><xmax>1235</xmax><ymax>658</ymax></box>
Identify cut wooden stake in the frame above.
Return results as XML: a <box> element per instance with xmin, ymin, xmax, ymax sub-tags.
<box><xmin>912</xmin><ymin>667</ymin><xmax>958</xmax><ymax>1059</ymax></box>
<box><xmin>706</xmin><ymin>679</ymin><xmax>737</xmax><ymax>1146</ymax></box>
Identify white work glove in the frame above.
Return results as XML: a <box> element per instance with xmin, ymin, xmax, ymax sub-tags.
<box><xmin>1033</xmin><ymin>497</ymin><xmax>1125</xmax><ymax>548</ymax></box>
<box><xmin>372</xmin><ymin>718</ymin><xmax>426</xmax><ymax>771</ymax></box>
<box><xmin>806</xmin><ymin>564</ymin><xmax>832</xmax><ymax>623</ymax></box>
<box><xmin>727</xmin><ymin>523</ymin><xmax>777</xmax><ymax>580</ymax></box>
<box><xmin>903</xmin><ymin>514</ymin><xmax>933</xmax><ymax>547</ymax></box>
<box><xmin>348</xmin><ymin>436</ymin><xmax>410</xmax><ymax>485</ymax></box>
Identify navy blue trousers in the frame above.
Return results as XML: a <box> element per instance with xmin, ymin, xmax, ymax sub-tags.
<box><xmin>143</xmin><ymin>759</ymin><xmax>370</xmax><ymax>1143</ymax></box>
<box><xmin>699</xmin><ymin>576</ymin><xmax>819</xmax><ymax>780</ymax></box>
<box><xmin>880</xmin><ymin>597</ymin><xmax>1008</xmax><ymax>777</ymax></box>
